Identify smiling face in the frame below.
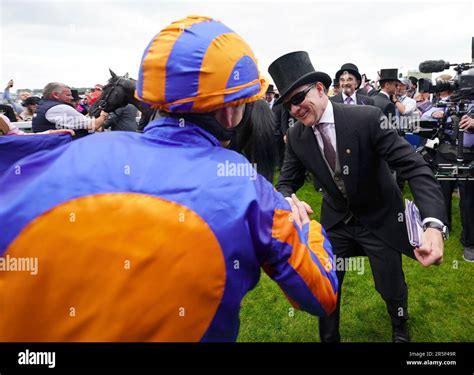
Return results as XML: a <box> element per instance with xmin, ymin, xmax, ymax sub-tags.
<box><xmin>52</xmin><ymin>87</ymin><xmax>73</xmax><ymax>104</ymax></box>
<box><xmin>283</xmin><ymin>82</ymin><xmax>328</xmax><ymax>126</ymax></box>
<box><xmin>397</xmin><ymin>83</ymin><xmax>408</xmax><ymax>96</ymax></box>
<box><xmin>339</xmin><ymin>72</ymin><xmax>359</xmax><ymax>96</ymax></box>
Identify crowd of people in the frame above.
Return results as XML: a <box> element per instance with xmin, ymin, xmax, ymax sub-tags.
<box><xmin>0</xmin><ymin>15</ymin><xmax>473</xmax><ymax>343</ymax></box>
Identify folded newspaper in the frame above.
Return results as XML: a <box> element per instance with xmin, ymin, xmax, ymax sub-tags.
<box><xmin>404</xmin><ymin>199</ymin><xmax>423</xmax><ymax>248</ymax></box>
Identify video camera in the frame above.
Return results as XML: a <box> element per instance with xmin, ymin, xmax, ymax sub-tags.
<box><xmin>411</xmin><ymin>37</ymin><xmax>474</xmax><ymax>181</ymax></box>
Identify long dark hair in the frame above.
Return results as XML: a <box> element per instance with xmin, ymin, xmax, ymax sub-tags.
<box><xmin>229</xmin><ymin>100</ymin><xmax>277</xmax><ymax>182</ymax></box>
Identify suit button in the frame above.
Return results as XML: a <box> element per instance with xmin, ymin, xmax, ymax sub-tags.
<box><xmin>334</xmin><ymin>176</ymin><xmax>339</xmax><ymax>181</ymax></box>
<box><xmin>346</xmin><ymin>149</ymin><xmax>351</xmax><ymax>154</ymax></box>
<box><xmin>338</xmin><ymin>186</ymin><xmax>343</xmax><ymax>190</ymax></box>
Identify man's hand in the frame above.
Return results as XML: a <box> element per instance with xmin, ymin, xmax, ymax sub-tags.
<box><xmin>414</xmin><ymin>228</ymin><xmax>444</xmax><ymax>267</ymax></box>
<box><xmin>6</xmin><ymin>79</ymin><xmax>13</xmax><ymax>89</ymax></box>
<box><xmin>286</xmin><ymin>194</ymin><xmax>313</xmax><ymax>230</ymax></box>
<box><xmin>459</xmin><ymin>114</ymin><xmax>474</xmax><ymax>130</ymax></box>
<box><xmin>47</xmin><ymin>129</ymin><xmax>75</xmax><ymax>136</ymax></box>
<box><xmin>431</xmin><ymin>111</ymin><xmax>444</xmax><ymax>119</ymax></box>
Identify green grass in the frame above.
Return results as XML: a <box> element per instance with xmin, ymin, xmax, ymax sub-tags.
<box><xmin>238</xmin><ymin>179</ymin><xmax>474</xmax><ymax>342</ymax></box>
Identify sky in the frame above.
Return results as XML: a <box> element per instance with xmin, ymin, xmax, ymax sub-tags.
<box><xmin>1</xmin><ymin>0</ymin><xmax>473</xmax><ymax>91</ymax></box>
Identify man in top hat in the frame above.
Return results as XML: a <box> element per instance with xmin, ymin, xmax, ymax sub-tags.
<box><xmin>268</xmin><ymin>51</ymin><xmax>448</xmax><ymax>342</ymax></box>
<box><xmin>372</xmin><ymin>69</ymin><xmax>401</xmax><ymax>119</ymax></box>
<box><xmin>331</xmin><ymin>63</ymin><xmax>374</xmax><ymax>106</ymax></box>
<box><xmin>265</xmin><ymin>84</ymin><xmax>276</xmax><ymax>108</ymax></box>
<box><xmin>331</xmin><ymin>78</ymin><xmax>340</xmax><ymax>97</ymax></box>
<box><xmin>0</xmin><ymin>17</ymin><xmax>338</xmax><ymax>342</ymax></box>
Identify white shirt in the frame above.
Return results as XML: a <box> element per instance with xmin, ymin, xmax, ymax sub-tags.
<box><xmin>397</xmin><ymin>95</ymin><xmax>417</xmax><ymax>116</ymax></box>
<box><xmin>46</xmin><ymin>104</ymin><xmax>94</xmax><ymax>130</ymax></box>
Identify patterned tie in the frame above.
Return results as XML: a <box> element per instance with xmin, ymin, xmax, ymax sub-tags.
<box><xmin>345</xmin><ymin>96</ymin><xmax>353</xmax><ymax>105</ymax></box>
<box><xmin>318</xmin><ymin>123</ymin><xmax>336</xmax><ymax>171</ymax></box>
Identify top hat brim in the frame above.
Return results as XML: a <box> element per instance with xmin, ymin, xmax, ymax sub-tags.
<box><xmin>379</xmin><ymin>77</ymin><xmax>401</xmax><ymax>84</ymax></box>
<box><xmin>274</xmin><ymin>71</ymin><xmax>332</xmax><ymax>105</ymax></box>
<box><xmin>335</xmin><ymin>68</ymin><xmax>362</xmax><ymax>88</ymax></box>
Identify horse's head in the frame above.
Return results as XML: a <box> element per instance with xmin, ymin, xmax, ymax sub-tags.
<box><xmin>88</xmin><ymin>69</ymin><xmax>136</xmax><ymax>118</ymax></box>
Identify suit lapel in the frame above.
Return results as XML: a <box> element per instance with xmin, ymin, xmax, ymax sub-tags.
<box><xmin>333</xmin><ymin>103</ymin><xmax>359</xmax><ymax>198</ymax></box>
<box><xmin>356</xmin><ymin>93</ymin><xmax>366</xmax><ymax>105</ymax></box>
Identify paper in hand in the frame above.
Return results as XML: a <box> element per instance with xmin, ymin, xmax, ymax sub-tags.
<box><xmin>404</xmin><ymin>199</ymin><xmax>423</xmax><ymax>248</ymax></box>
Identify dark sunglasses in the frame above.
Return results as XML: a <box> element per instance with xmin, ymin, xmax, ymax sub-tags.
<box><xmin>283</xmin><ymin>84</ymin><xmax>315</xmax><ymax>111</ymax></box>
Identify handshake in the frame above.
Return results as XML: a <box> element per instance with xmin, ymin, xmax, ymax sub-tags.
<box><xmin>285</xmin><ymin>194</ymin><xmax>314</xmax><ymax>229</ymax></box>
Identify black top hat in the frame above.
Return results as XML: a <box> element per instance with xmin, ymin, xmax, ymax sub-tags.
<box><xmin>71</xmin><ymin>89</ymin><xmax>81</xmax><ymax>101</ymax></box>
<box><xmin>335</xmin><ymin>63</ymin><xmax>362</xmax><ymax>88</ymax></box>
<box><xmin>408</xmin><ymin>76</ymin><xmax>418</xmax><ymax>85</ymax></box>
<box><xmin>379</xmin><ymin>69</ymin><xmax>401</xmax><ymax>83</ymax></box>
<box><xmin>333</xmin><ymin>77</ymin><xmax>340</xmax><ymax>87</ymax></box>
<box><xmin>266</xmin><ymin>84</ymin><xmax>275</xmax><ymax>94</ymax></box>
<box><xmin>268</xmin><ymin>51</ymin><xmax>331</xmax><ymax>105</ymax></box>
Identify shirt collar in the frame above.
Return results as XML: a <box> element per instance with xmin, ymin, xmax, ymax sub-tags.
<box><xmin>380</xmin><ymin>90</ymin><xmax>391</xmax><ymax>99</ymax></box>
<box><xmin>316</xmin><ymin>100</ymin><xmax>334</xmax><ymax>125</ymax></box>
<box><xmin>342</xmin><ymin>92</ymin><xmax>357</xmax><ymax>103</ymax></box>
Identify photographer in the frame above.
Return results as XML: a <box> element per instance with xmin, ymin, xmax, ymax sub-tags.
<box><xmin>420</xmin><ymin>74</ymin><xmax>474</xmax><ymax>262</ymax></box>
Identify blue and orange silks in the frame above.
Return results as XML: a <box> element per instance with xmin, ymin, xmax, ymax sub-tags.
<box><xmin>0</xmin><ymin>134</ymin><xmax>72</xmax><ymax>175</ymax></box>
<box><xmin>0</xmin><ymin>117</ymin><xmax>338</xmax><ymax>342</ymax></box>
<box><xmin>136</xmin><ymin>15</ymin><xmax>268</xmax><ymax>113</ymax></box>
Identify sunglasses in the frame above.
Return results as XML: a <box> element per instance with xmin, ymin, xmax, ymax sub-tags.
<box><xmin>283</xmin><ymin>84</ymin><xmax>315</xmax><ymax>111</ymax></box>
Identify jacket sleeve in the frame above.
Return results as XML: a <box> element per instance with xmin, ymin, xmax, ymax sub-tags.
<box><xmin>250</xmin><ymin>173</ymin><xmax>338</xmax><ymax>317</ymax></box>
<box><xmin>276</xmin><ymin>127</ymin><xmax>307</xmax><ymax>197</ymax></box>
<box><xmin>369</xmin><ymin>108</ymin><xmax>448</xmax><ymax>224</ymax></box>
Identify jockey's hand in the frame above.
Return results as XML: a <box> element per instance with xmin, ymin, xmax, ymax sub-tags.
<box><xmin>285</xmin><ymin>194</ymin><xmax>313</xmax><ymax>230</ymax></box>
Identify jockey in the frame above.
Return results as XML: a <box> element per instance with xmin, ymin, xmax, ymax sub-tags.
<box><xmin>0</xmin><ymin>15</ymin><xmax>337</xmax><ymax>342</ymax></box>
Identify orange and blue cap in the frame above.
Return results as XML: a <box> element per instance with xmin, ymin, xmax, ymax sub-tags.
<box><xmin>136</xmin><ymin>15</ymin><xmax>268</xmax><ymax>113</ymax></box>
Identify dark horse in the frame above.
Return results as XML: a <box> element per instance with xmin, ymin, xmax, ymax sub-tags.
<box><xmin>88</xmin><ymin>69</ymin><xmax>156</xmax><ymax>130</ymax></box>
<box><xmin>89</xmin><ymin>70</ymin><xmax>277</xmax><ymax>181</ymax></box>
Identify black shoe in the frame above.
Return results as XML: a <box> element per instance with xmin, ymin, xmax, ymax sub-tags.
<box><xmin>392</xmin><ymin>322</ymin><xmax>410</xmax><ymax>343</ymax></box>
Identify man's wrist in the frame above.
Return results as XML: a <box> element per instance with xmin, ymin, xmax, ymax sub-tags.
<box><xmin>423</xmin><ymin>221</ymin><xmax>449</xmax><ymax>240</ymax></box>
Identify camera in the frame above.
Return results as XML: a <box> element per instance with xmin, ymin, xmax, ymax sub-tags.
<box><xmin>418</xmin><ymin>68</ymin><xmax>474</xmax><ymax>98</ymax></box>
<box><xmin>413</xmin><ymin>41</ymin><xmax>474</xmax><ymax>181</ymax></box>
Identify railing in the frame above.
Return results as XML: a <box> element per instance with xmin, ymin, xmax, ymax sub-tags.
<box><xmin>12</xmin><ymin>117</ymin><xmax>142</xmax><ymax>133</ymax></box>
<box><xmin>14</xmin><ymin>121</ymin><xmax>33</xmax><ymax>132</ymax></box>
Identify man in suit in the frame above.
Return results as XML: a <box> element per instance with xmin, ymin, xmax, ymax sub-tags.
<box><xmin>331</xmin><ymin>78</ymin><xmax>340</xmax><ymax>96</ymax></box>
<box><xmin>372</xmin><ymin>69</ymin><xmax>401</xmax><ymax>119</ymax></box>
<box><xmin>265</xmin><ymin>84</ymin><xmax>276</xmax><ymax>109</ymax></box>
<box><xmin>330</xmin><ymin>63</ymin><xmax>374</xmax><ymax>106</ymax></box>
<box><xmin>268</xmin><ymin>51</ymin><xmax>448</xmax><ymax>343</ymax></box>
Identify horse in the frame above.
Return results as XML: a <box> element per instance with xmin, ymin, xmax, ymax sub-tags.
<box><xmin>89</xmin><ymin>70</ymin><xmax>278</xmax><ymax>182</ymax></box>
<box><xmin>88</xmin><ymin>69</ymin><xmax>156</xmax><ymax>130</ymax></box>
